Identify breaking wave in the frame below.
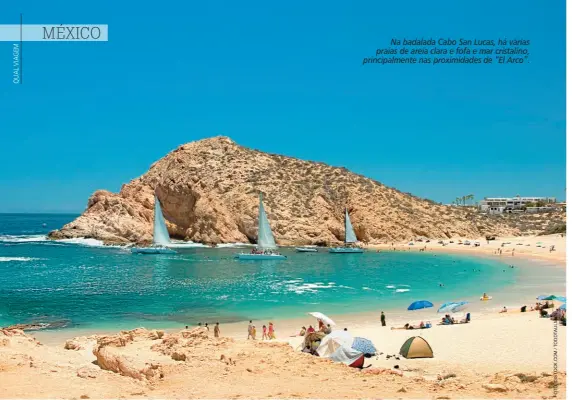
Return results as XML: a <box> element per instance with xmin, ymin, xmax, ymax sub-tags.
<box><xmin>0</xmin><ymin>235</ymin><xmax>126</xmax><ymax>248</ymax></box>
<box><xmin>0</xmin><ymin>257</ymin><xmax>44</xmax><ymax>262</ymax></box>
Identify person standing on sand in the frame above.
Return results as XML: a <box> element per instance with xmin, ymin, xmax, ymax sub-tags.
<box><xmin>214</xmin><ymin>322</ymin><xmax>220</xmax><ymax>338</ymax></box>
<box><xmin>251</xmin><ymin>325</ymin><xmax>257</xmax><ymax>339</ymax></box>
<box><xmin>262</xmin><ymin>324</ymin><xmax>268</xmax><ymax>340</ymax></box>
<box><xmin>268</xmin><ymin>322</ymin><xmax>276</xmax><ymax>339</ymax></box>
<box><xmin>205</xmin><ymin>323</ymin><xmax>209</xmax><ymax>331</ymax></box>
<box><xmin>247</xmin><ymin>320</ymin><xmax>253</xmax><ymax>339</ymax></box>
<box><xmin>381</xmin><ymin>311</ymin><xmax>386</xmax><ymax>327</ymax></box>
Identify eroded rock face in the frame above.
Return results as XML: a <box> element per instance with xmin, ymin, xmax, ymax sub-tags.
<box><xmin>92</xmin><ymin>328</ymin><xmax>168</xmax><ymax>381</ymax></box>
<box><xmin>49</xmin><ymin>136</ymin><xmax>520</xmax><ymax>244</ymax></box>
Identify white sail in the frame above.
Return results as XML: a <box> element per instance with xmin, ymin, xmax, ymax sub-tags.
<box><xmin>257</xmin><ymin>193</ymin><xmax>277</xmax><ymax>249</ymax></box>
<box><xmin>153</xmin><ymin>195</ymin><xmax>171</xmax><ymax>246</ymax></box>
<box><xmin>344</xmin><ymin>209</ymin><xmax>358</xmax><ymax>244</ymax></box>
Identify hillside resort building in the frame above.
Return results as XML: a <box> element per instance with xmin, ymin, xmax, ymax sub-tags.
<box><xmin>478</xmin><ymin>196</ymin><xmax>558</xmax><ymax>214</ymax></box>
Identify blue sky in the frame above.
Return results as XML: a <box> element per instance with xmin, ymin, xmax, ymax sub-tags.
<box><xmin>0</xmin><ymin>0</ymin><xmax>565</xmax><ymax>212</ymax></box>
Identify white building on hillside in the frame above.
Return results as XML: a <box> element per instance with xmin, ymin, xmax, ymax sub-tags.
<box><xmin>478</xmin><ymin>196</ymin><xmax>557</xmax><ymax>214</ymax></box>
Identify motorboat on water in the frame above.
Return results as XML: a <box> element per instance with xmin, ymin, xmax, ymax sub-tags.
<box><xmin>237</xmin><ymin>251</ymin><xmax>286</xmax><ymax>260</ymax></box>
<box><xmin>329</xmin><ymin>209</ymin><xmax>364</xmax><ymax>254</ymax></box>
<box><xmin>236</xmin><ymin>193</ymin><xmax>286</xmax><ymax>260</ymax></box>
<box><xmin>329</xmin><ymin>246</ymin><xmax>363</xmax><ymax>253</ymax></box>
<box><xmin>131</xmin><ymin>246</ymin><xmax>176</xmax><ymax>254</ymax></box>
<box><xmin>296</xmin><ymin>246</ymin><xmax>318</xmax><ymax>253</ymax></box>
<box><xmin>131</xmin><ymin>194</ymin><xmax>178</xmax><ymax>255</ymax></box>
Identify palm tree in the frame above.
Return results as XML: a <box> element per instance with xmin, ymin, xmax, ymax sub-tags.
<box><xmin>465</xmin><ymin>194</ymin><xmax>474</xmax><ymax>205</ymax></box>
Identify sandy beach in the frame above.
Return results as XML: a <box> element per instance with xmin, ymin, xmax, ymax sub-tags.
<box><xmin>369</xmin><ymin>233</ymin><xmax>566</xmax><ymax>264</ymax></box>
<box><xmin>1</xmin><ymin>234</ymin><xmax>566</xmax><ymax>398</ymax></box>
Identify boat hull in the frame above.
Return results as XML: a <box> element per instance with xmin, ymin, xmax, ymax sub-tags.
<box><xmin>235</xmin><ymin>253</ymin><xmax>287</xmax><ymax>260</ymax></box>
<box><xmin>296</xmin><ymin>247</ymin><xmax>318</xmax><ymax>252</ymax></box>
<box><xmin>131</xmin><ymin>247</ymin><xmax>177</xmax><ymax>254</ymax></box>
<box><xmin>329</xmin><ymin>247</ymin><xmax>364</xmax><ymax>253</ymax></box>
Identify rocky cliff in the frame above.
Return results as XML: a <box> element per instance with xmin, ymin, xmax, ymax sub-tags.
<box><xmin>49</xmin><ymin>136</ymin><xmax>519</xmax><ymax>245</ymax></box>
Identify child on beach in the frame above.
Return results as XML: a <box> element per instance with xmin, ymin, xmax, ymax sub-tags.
<box><xmin>247</xmin><ymin>320</ymin><xmax>253</xmax><ymax>339</ymax></box>
<box><xmin>251</xmin><ymin>325</ymin><xmax>257</xmax><ymax>339</ymax></box>
<box><xmin>214</xmin><ymin>322</ymin><xmax>220</xmax><ymax>338</ymax></box>
<box><xmin>262</xmin><ymin>325</ymin><xmax>268</xmax><ymax>340</ymax></box>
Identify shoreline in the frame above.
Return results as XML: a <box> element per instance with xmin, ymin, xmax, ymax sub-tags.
<box><xmin>367</xmin><ymin>233</ymin><xmax>566</xmax><ymax>265</ymax></box>
<box><xmin>2</xmin><ymin>234</ymin><xmax>567</xmax><ymax>399</ymax></box>
<box><xmin>28</xmin><ymin>239</ymin><xmax>565</xmax><ymax>346</ymax></box>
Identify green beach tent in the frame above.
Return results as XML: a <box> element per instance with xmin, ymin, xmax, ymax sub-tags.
<box><xmin>399</xmin><ymin>336</ymin><xmax>434</xmax><ymax>359</ymax></box>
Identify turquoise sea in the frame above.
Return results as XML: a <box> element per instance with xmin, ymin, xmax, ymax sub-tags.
<box><xmin>0</xmin><ymin>214</ymin><xmax>564</xmax><ymax>332</ymax></box>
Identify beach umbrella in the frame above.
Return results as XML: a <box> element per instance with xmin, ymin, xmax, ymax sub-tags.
<box><xmin>308</xmin><ymin>312</ymin><xmax>336</xmax><ymax>326</ymax></box>
<box><xmin>559</xmin><ymin>303</ymin><xmax>566</xmax><ymax>310</ymax></box>
<box><xmin>437</xmin><ymin>301</ymin><xmax>468</xmax><ymax>313</ymax></box>
<box><xmin>408</xmin><ymin>300</ymin><xmax>434</xmax><ymax>311</ymax></box>
<box><xmin>351</xmin><ymin>337</ymin><xmax>377</xmax><ymax>355</ymax></box>
<box><xmin>437</xmin><ymin>302</ymin><xmax>458</xmax><ymax>313</ymax></box>
<box><xmin>451</xmin><ymin>301</ymin><xmax>469</xmax><ymax>312</ymax></box>
<box><xmin>555</xmin><ymin>296</ymin><xmax>566</xmax><ymax>302</ymax></box>
<box><xmin>537</xmin><ymin>295</ymin><xmax>562</xmax><ymax>301</ymax></box>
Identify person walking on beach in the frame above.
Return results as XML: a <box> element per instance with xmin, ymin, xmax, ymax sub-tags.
<box><xmin>261</xmin><ymin>324</ymin><xmax>268</xmax><ymax>340</ymax></box>
<box><xmin>247</xmin><ymin>320</ymin><xmax>253</xmax><ymax>339</ymax></box>
<box><xmin>381</xmin><ymin>311</ymin><xmax>386</xmax><ymax>326</ymax></box>
<box><xmin>268</xmin><ymin>322</ymin><xmax>276</xmax><ymax>339</ymax></box>
<box><xmin>214</xmin><ymin>322</ymin><xmax>220</xmax><ymax>338</ymax></box>
<box><xmin>251</xmin><ymin>325</ymin><xmax>257</xmax><ymax>339</ymax></box>
<box><xmin>205</xmin><ymin>323</ymin><xmax>209</xmax><ymax>331</ymax></box>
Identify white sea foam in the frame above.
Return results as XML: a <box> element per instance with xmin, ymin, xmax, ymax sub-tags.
<box><xmin>0</xmin><ymin>257</ymin><xmax>44</xmax><ymax>262</ymax></box>
<box><xmin>362</xmin><ymin>287</ymin><xmax>372</xmax><ymax>290</ymax></box>
<box><xmin>285</xmin><ymin>281</ymin><xmax>336</xmax><ymax>294</ymax></box>
<box><xmin>386</xmin><ymin>285</ymin><xmax>396</xmax><ymax>289</ymax></box>
<box><xmin>0</xmin><ymin>235</ymin><xmax>47</xmax><ymax>243</ymax></box>
<box><xmin>0</xmin><ymin>235</ymin><xmax>126</xmax><ymax>249</ymax></box>
<box><xmin>168</xmin><ymin>241</ymin><xmax>208</xmax><ymax>248</ymax></box>
<box><xmin>216</xmin><ymin>242</ymin><xmax>254</xmax><ymax>248</ymax></box>
<box><xmin>395</xmin><ymin>288</ymin><xmax>410</xmax><ymax>293</ymax></box>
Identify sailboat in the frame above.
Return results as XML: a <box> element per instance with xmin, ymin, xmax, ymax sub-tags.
<box><xmin>131</xmin><ymin>195</ymin><xmax>177</xmax><ymax>254</ymax></box>
<box><xmin>329</xmin><ymin>208</ymin><xmax>364</xmax><ymax>253</ymax></box>
<box><xmin>235</xmin><ymin>193</ymin><xmax>286</xmax><ymax>260</ymax></box>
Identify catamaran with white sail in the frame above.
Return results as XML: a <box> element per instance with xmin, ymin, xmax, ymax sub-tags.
<box><xmin>235</xmin><ymin>193</ymin><xmax>286</xmax><ymax>260</ymax></box>
<box><xmin>329</xmin><ymin>208</ymin><xmax>364</xmax><ymax>253</ymax></box>
<box><xmin>131</xmin><ymin>195</ymin><xmax>177</xmax><ymax>254</ymax></box>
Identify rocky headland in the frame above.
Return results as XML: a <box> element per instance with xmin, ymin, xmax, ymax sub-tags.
<box><xmin>49</xmin><ymin>136</ymin><xmax>530</xmax><ymax>245</ymax></box>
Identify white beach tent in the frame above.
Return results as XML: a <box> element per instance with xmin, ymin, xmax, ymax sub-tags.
<box><xmin>316</xmin><ymin>330</ymin><xmax>363</xmax><ymax>366</ymax></box>
<box><xmin>317</xmin><ymin>330</ymin><xmax>354</xmax><ymax>357</ymax></box>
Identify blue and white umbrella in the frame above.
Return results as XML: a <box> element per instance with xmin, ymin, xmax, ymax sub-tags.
<box><xmin>408</xmin><ymin>300</ymin><xmax>433</xmax><ymax>311</ymax></box>
<box><xmin>438</xmin><ymin>301</ymin><xmax>468</xmax><ymax>313</ymax></box>
<box><xmin>352</xmin><ymin>337</ymin><xmax>377</xmax><ymax>355</ymax></box>
<box><xmin>559</xmin><ymin>303</ymin><xmax>566</xmax><ymax>310</ymax></box>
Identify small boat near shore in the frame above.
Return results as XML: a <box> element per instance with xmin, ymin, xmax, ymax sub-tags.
<box><xmin>329</xmin><ymin>209</ymin><xmax>364</xmax><ymax>254</ymax></box>
<box><xmin>131</xmin><ymin>246</ymin><xmax>176</xmax><ymax>254</ymax></box>
<box><xmin>131</xmin><ymin>194</ymin><xmax>178</xmax><ymax>255</ymax></box>
<box><xmin>296</xmin><ymin>246</ymin><xmax>318</xmax><ymax>253</ymax></box>
<box><xmin>236</xmin><ymin>193</ymin><xmax>286</xmax><ymax>260</ymax></box>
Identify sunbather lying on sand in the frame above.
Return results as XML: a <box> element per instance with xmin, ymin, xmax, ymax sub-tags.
<box><xmin>391</xmin><ymin>322</ymin><xmax>427</xmax><ymax>330</ymax></box>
